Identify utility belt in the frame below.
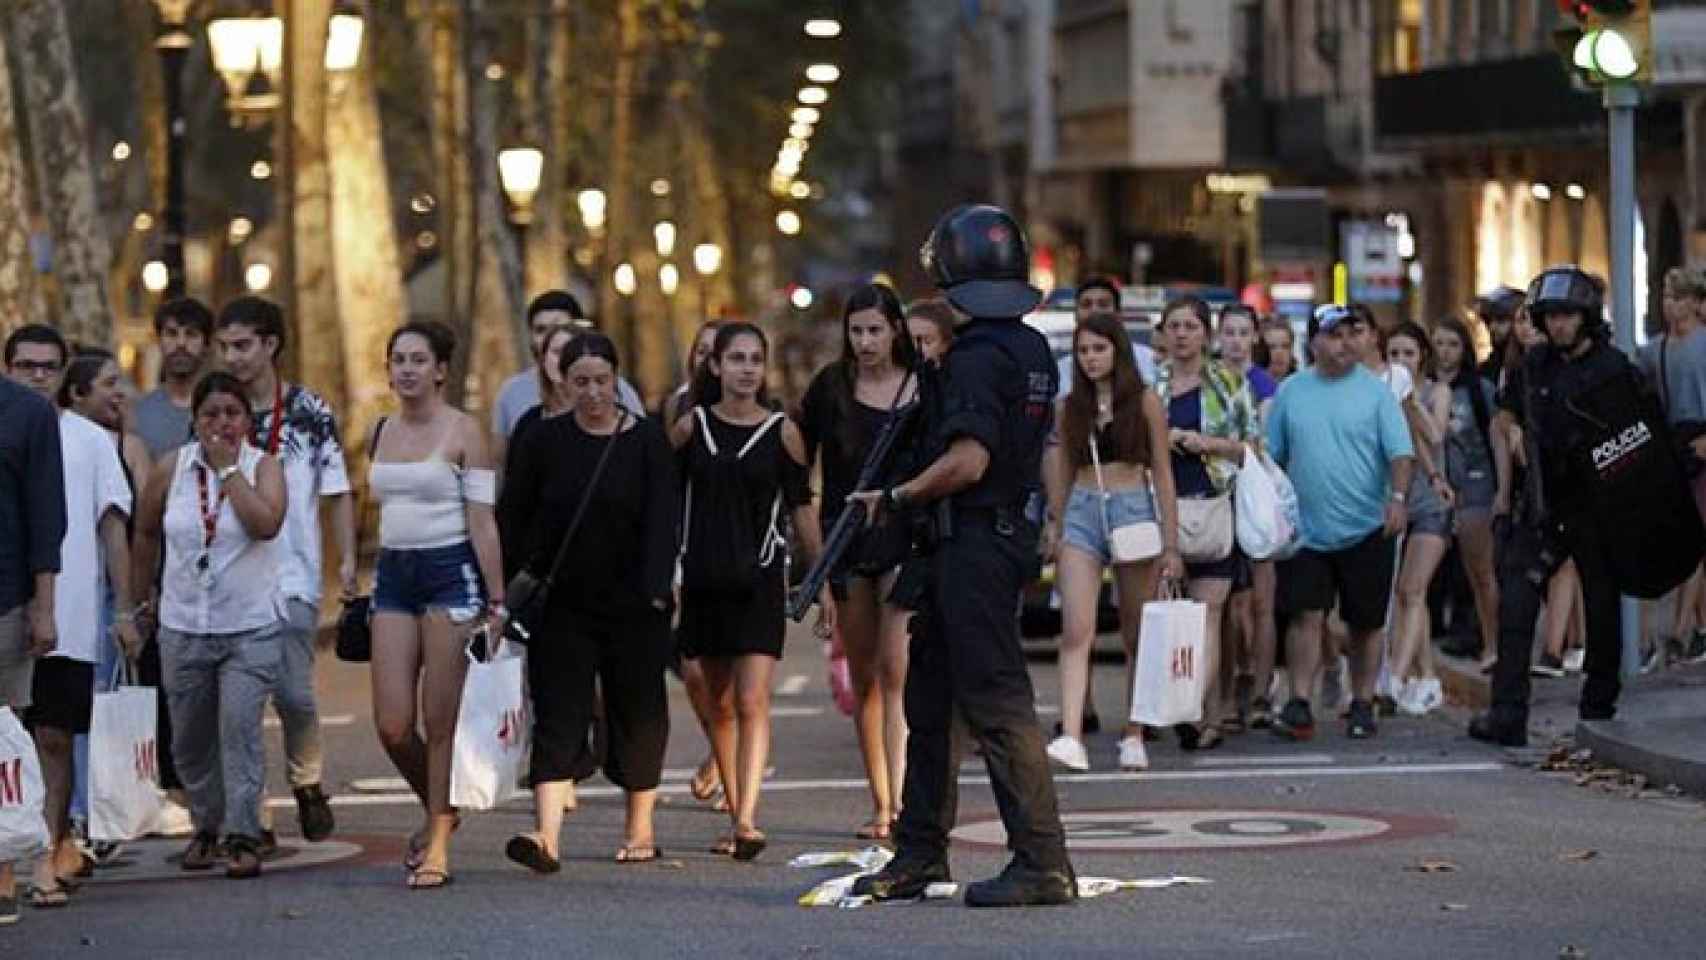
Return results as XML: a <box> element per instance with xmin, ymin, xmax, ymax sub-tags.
<box><xmin>910</xmin><ymin>500</ymin><xmax>1030</xmax><ymax>553</ymax></box>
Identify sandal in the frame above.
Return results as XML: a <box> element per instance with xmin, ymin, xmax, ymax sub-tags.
<box><xmin>708</xmin><ymin>835</ymin><xmax>737</xmax><ymax>856</ymax></box>
<box><xmin>27</xmin><ymin>883</ymin><xmax>70</xmax><ymax>909</ymax></box>
<box><xmin>404</xmin><ymin>815</ymin><xmax>462</xmax><ymax>872</ymax></box>
<box><xmin>855</xmin><ymin>819</ymin><xmax>892</xmax><ymax>841</ymax></box>
<box><xmin>406</xmin><ymin>866</ymin><xmax>454</xmax><ymax>890</ymax></box>
<box><xmin>732</xmin><ymin>829</ymin><xmax>767</xmax><ymax>863</ymax></box>
<box><xmin>504</xmin><ymin>834</ymin><xmax>561</xmax><ymax>875</ymax></box>
<box><xmin>688</xmin><ymin>762</ymin><xmax>721</xmax><ymax>803</ymax></box>
<box><xmin>614</xmin><ymin>843</ymin><xmax>663</xmax><ymax>864</ymax></box>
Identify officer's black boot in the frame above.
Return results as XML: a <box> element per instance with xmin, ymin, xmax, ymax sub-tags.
<box><xmin>1467</xmin><ymin>712</ymin><xmax>1527</xmax><ymax>747</ymax></box>
<box><xmin>963</xmin><ymin>859</ymin><xmax>1077</xmax><ymax>908</ymax></box>
<box><xmin>850</xmin><ymin>855</ymin><xmax>951</xmax><ymax>901</ymax></box>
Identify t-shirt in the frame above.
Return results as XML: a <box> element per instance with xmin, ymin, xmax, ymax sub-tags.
<box><xmin>250</xmin><ymin>384</ymin><xmax>351</xmax><ymax>607</ymax></box>
<box><xmin>0</xmin><ymin>380</ymin><xmax>65</xmax><ymax>613</ymax></box>
<box><xmin>1637</xmin><ymin>329</ymin><xmax>1706</xmax><ymax>425</ymax></box>
<box><xmin>53</xmin><ymin>411</ymin><xmax>132</xmax><ymax>663</ymax></box>
<box><xmin>133</xmin><ymin>388</ymin><xmax>193</xmax><ymax>462</ymax></box>
<box><xmin>1167</xmin><ymin>388</ymin><xmax>1214</xmax><ymax>497</ymax></box>
<box><xmin>1056</xmin><ymin>343</ymin><xmax>1157</xmax><ymax>399</ymax></box>
<box><xmin>491</xmin><ymin>368</ymin><xmax>645</xmax><ymax>439</ymax></box>
<box><xmin>1244</xmin><ymin>365</ymin><xmax>1278</xmax><ymax>404</ymax></box>
<box><xmin>1267</xmin><ymin>366</ymin><xmax>1413</xmax><ymax>552</ymax></box>
<box><xmin>1444</xmin><ymin>376</ymin><xmax>1498</xmax><ymax>489</ymax></box>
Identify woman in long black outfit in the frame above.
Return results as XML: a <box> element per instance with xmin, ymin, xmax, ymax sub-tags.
<box><xmin>672</xmin><ymin>321</ymin><xmax>832</xmax><ymax>861</ymax></box>
<box><xmin>498</xmin><ymin>333</ymin><xmax>679</xmax><ymax>869</ymax></box>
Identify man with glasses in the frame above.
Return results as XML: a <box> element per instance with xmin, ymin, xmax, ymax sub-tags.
<box><xmin>1266</xmin><ymin>305</ymin><xmax>1413</xmax><ymax>742</ymax></box>
<box><xmin>0</xmin><ymin>327</ymin><xmax>67</xmax><ymax>925</ymax></box>
<box><xmin>3</xmin><ymin>324</ymin><xmax>137</xmax><ymax>912</ymax></box>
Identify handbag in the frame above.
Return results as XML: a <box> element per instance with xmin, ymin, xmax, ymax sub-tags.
<box><xmin>505</xmin><ymin>410</ymin><xmax>629</xmax><ymax>641</ymax></box>
<box><xmin>1127</xmin><ymin>580</ymin><xmax>1207</xmax><ymax>727</ymax></box>
<box><xmin>335</xmin><ymin>417</ymin><xmax>389</xmax><ymax>664</ymax></box>
<box><xmin>1089</xmin><ymin>430</ymin><xmax>1162</xmax><ymax>564</ymax></box>
<box><xmin>87</xmin><ymin>661</ymin><xmax>163</xmax><ymax>842</ymax></box>
<box><xmin>1233</xmin><ymin>447</ymin><xmax>1298</xmax><ymax>561</ymax></box>
<box><xmin>1177</xmin><ymin>493</ymin><xmax>1234</xmax><ymax>563</ymax></box>
<box><xmin>448</xmin><ymin>628</ymin><xmax>528</xmax><ymax>810</ymax></box>
<box><xmin>0</xmin><ymin>707</ymin><xmax>49</xmax><ymax>861</ymax></box>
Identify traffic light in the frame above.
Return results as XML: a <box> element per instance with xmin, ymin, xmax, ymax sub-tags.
<box><xmin>1556</xmin><ymin>0</ymin><xmax>1651</xmax><ymax>86</ymax></box>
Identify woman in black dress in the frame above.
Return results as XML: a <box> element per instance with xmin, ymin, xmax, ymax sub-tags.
<box><xmin>499</xmin><ymin>333</ymin><xmax>679</xmax><ymax>869</ymax></box>
<box><xmin>799</xmin><ymin>284</ymin><xmax>918</xmax><ymax>839</ymax></box>
<box><xmin>671</xmin><ymin>321</ymin><xmax>832</xmax><ymax>860</ymax></box>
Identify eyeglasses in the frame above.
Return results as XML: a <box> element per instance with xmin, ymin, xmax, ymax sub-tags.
<box><xmin>10</xmin><ymin>360</ymin><xmax>62</xmax><ymax>376</ymax></box>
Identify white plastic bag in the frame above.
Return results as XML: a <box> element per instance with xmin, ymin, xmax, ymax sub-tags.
<box><xmin>1234</xmin><ymin>448</ymin><xmax>1291</xmax><ymax>560</ymax></box>
<box><xmin>1129</xmin><ymin>598</ymin><xmax>1208</xmax><ymax>727</ymax></box>
<box><xmin>450</xmin><ymin>633</ymin><xmax>529</xmax><ymax>811</ymax></box>
<box><xmin>1253</xmin><ymin>450</ymin><xmax>1303</xmax><ymax>561</ymax></box>
<box><xmin>88</xmin><ymin>673</ymin><xmax>163</xmax><ymax>842</ymax></box>
<box><xmin>0</xmin><ymin>706</ymin><xmax>49</xmax><ymax>861</ymax></box>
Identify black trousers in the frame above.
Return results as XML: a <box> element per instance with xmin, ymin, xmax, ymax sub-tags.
<box><xmin>893</xmin><ymin>515</ymin><xmax>1072</xmax><ymax>875</ymax></box>
<box><xmin>1488</xmin><ymin>518</ymin><xmax>1623</xmax><ymax>727</ymax></box>
<box><xmin>526</xmin><ymin>607</ymin><xmax>670</xmax><ymax>791</ymax></box>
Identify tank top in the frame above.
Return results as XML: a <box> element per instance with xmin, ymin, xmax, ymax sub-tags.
<box><xmin>370</xmin><ymin>459</ymin><xmax>471</xmax><ymax>550</ymax></box>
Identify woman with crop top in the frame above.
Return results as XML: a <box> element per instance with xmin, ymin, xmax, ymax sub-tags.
<box><xmin>1042</xmin><ymin>312</ymin><xmax>1181</xmax><ymax>774</ymax></box>
<box><xmin>367</xmin><ymin>321</ymin><xmax>506</xmax><ymax>890</ymax></box>
<box><xmin>131</xmin><ymin>372</ymin><xmax>287</xmax><ymax>879</ymax></box>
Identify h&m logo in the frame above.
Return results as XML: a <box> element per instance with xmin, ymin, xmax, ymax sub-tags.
<box><xmin>0</xmin><ymin>757</ymin><xmax>23</xmax><ymax>807</ymax></box>
<box><xmin>1592</xmin><ymin>421</ymin><xmax>1652</xmax><ymax>473</ymax></box>
<box><xmin>497</xmin><ymin>707</ymin><xmax>525</xmax><ymax>751</ymax></box>
<box><xmin>1170</xmin><ymin>646</ymin><xmax>1196</xmax><ymax>682</ymax></box>
<box><xmin>134</xmin><ymin>739</ymin><xmax>158</xmax><ymax>783</ymax></box>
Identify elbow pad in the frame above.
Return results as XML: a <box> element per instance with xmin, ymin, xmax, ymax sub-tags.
<box><xmin>463</xmin><ymin>468</ymin><xmax>497</xmax><ymax>505</ymax></box>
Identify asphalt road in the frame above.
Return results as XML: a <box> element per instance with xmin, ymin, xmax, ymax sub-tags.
<box><xmin>9</xmin><ymin>625</ymin><xmax>1706</xmax><ymax>959</ymax></box>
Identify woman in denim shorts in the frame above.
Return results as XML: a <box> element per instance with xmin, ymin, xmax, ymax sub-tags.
<box><xmin>1432</xmin><ymin>317</ymin><xmax>1504</xmax><ymax>675</ymax></box>
<box><xmin>367</xmin><ymin>322</ymin><xmax>507</xmax><ymax>890</ymax></box>
<box><xmin>1042</xmin><ymin>312</ymin><xmax>1182</xmax><ymax>773</ymax></box>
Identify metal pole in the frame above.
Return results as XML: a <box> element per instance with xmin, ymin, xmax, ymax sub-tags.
<box><xmin>157</xmin><ymin>21</ymin><xmax>191</xmax><ymax>297</ymax></box>
<box><xmin>1605</xmin><ymin>82</ymin><xmax>1643</xmax><ymax>676</ymax></box>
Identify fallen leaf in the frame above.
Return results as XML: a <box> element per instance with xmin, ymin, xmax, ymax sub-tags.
<box><xmin>657</xmin><ymin>859</ymin><xmax>687</xmax><ymax>870</ymax></box>
<box><xmin>1558</xmin><ymin>849</ymin><xmax>1598</xmax><ymax>863</ymax></box>
<box><xmin>281</xmin><ymin>909</ymin><xmax>306</xmax><ymax>920</ymax></box>
<box><xmin>1558</xmin><ymin>946</ymin><xmax>1589</xmax><ymax>959</ymax></box>
<box><xmin>1441</xmin><ymin>903</ymin><xmax>1469</xmax><ymax>912</ymax></box>
<box><xmin>1410</xmin><ymin>858</ymin><xmax>1458</xmax><ymax>874</ymax></box>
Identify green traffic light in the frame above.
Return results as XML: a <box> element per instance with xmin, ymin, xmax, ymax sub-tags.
<box><xmin>1573</xmin><ymin>28</ymin><xmax>1640</xmax><ymax>81</ymax></box>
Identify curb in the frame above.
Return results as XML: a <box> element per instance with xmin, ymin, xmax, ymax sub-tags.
<box><xmin>1576</xmin><ymin>718</ymin><xmax>1706</xmax><ymax>797</ymax></box>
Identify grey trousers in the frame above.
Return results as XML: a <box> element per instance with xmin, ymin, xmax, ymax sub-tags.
<box><xmin>273</xmin><ymin>600</ymin><xmax>323</xmax><ymax>788</ymax></box>
<box><xmin>159</xmin><ymin>623</ymin><xmax>282</xmax><ymax>840</ymax></box>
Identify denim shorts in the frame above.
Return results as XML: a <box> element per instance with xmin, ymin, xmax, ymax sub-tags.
<box><xmin>1061</xmin><ymin>485</ymin><xmax>1157</xmax><ymax>565</ymax></box>
<box><xmin>373</xmin><ymin>541</ymin><xmax>487</xmax><ymax>623</ymax></box>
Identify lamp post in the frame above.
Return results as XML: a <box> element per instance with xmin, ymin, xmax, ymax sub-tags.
<box><xmin>692</xmin><ymin>241</ymin><xmax>722</xmax><ymax>320</ymax></box>
<box><xmin>152</xmin><ymin>0</ymin><xmax>193</xmax><ymax>297</ymax></box>
<box><xmin>499</xmin><ymin>144</ymin><xmax>544</xmax><ymax>292</ymax></box>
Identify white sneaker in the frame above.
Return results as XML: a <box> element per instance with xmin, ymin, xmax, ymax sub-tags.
<box><xmin>1117</xmin><ymin>736</ymin><xmax>1149</xmax><ymax>772</ymax></box>
<box><xmin>1046</xmin><ymin>735</ymin><xmax>1090</xmax><ymax>772</ymax></box>
<box><xmin>1415</xmin><ymin>678</ymin><xmax>1444</xmax><ymax>714</ymax></box>
<box><xmin>1562</xmin><ymin>648</ymin><xmax>1586</xmax><ymax>674</ymax></box>
<box><xmin>150</xmin><ymin>796</ymin><xmax>195</xmax><ymax>838</ymax></box>
<box><xmin>1395</xmin><ymin>679</ymin><xmax>1425</xmax><ymax>717</ymax></box>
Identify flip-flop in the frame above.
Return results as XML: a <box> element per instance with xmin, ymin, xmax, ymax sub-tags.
<box><xmin>688</xmin><ymin>765</ymin><xmax>721</xmax><ymax>803</ymax></box>
<box><xmin>28</xmin><ymin>884</ymin><xmax>70</xmax><ymax>909</ymax></box>
<box><xmin>505</xmin><ymin>835</ymin><xmax>561</xmax><ymax>875</ymax></box>
<box><xmin>708</xmin><ymin>835</ymin><xmax>736</xmax><ymax>856</ymax></box>
<box><xmin>854</xmin><ymin>820</ymin><xmax>892</xmax><ymax>841</ymax></box>
<box><xmin>732</xmin><ymin>831</ymin><xmax>767</xmax><ymax>862</ymax></box>
<box><xmin>404</xmin><ymin>815</ymin><xmax>462</xmax><ymax>872</ymax></box>
<box><xmin>615</xmin><ymin>844</ymin><xmax>663</xmax><ymax>864</ymax></box>
<box><xmin>406</xmin><ymin>867</ymin><xmax>454</xmax><ymax>890</ymax></box>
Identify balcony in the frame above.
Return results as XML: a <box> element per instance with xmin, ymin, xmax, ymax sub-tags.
<box><xmin>1375</xmin><ymin>54</ymin><xmax>1602</xmax><ymax>150</ymax></box>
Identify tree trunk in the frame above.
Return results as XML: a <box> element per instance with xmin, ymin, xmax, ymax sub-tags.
<box><xmin>327</xmin><ymin>15</ymin><xmax>404</xmax><ymax>479</ymax></box>
<box><xmin>420</xmin><ymin>0</ymin><xmax>476</xmax><ymax>404</ymax></box>
<box><xmin>462</xmin><ymin>0</ymin><xmax>525</xmax><ymax>405</ymax></box>
<box><xmin>681</xmin><ymin>87</ymin><xmax>736</xmax><ymax>324</ymax></box>
<box><xmin>0</xmin><ymin>25</ymin><xmax>46</xmax><ymax>336</ymax></box>
<box><xmin>522</xmin><ymin>0</ymin><xmax>571</xmax><ymax>299</ymax></box>
<box><xmin>601</xmin><ymin>0</ymin><xmax>640</xmax><ymax>371</ymax></box>
<box><xmin>11</xmin><ymin>0</ymin><xmax>113</xmax><ymax>346</ymax></box>
<box><xmin>285</xmin><ymin>0</ymin><xmax>347</xmax><ymax>409</ymax></box>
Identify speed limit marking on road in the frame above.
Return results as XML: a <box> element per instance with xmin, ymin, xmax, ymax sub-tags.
<box><xmin>951</xmin><ymin>809</ymin><xmax>1449</xmax><ymax>852</ymax></box>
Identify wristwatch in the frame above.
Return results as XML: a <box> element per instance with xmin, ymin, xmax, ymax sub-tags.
<box><xmin>217</xmin><ymin>464</ymin><xmax>240</xmax><ymax>482</ymax></box>
<box><xmin>884</xmin><ymin>486</ymin><xmax>908</xmax><ymax>511</ymax></box>
<box><xmin>1390</xmin><ymin>490</ymin><xmax>1408</xmax><ymax>504</ymax></box>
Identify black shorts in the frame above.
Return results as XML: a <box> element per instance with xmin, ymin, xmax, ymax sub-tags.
<box><xmin>25</xmin><ymin>657</ymin><xmax>95</xmax><ymax>734</ymax></box>
<box><xmin>1276</xmin><ymin>530</ymin><xmax>1398</xmax><ymax>632</ymax></box>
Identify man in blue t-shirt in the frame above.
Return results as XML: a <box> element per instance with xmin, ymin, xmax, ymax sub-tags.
<box><xmin>1266</xmin><ymin>305</ymin><xmax>1413</xmax><ymax>742</ymax></box>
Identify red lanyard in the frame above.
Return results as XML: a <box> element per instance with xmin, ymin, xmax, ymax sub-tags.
<box><xmin>257</xmin><ymin>377</ymin><xmax>284</xmax><ymax>455</ymax></box>
<box><xmin>194</xmin><ymin>464</ymin><xmax>228</xmax><ymax>552</ymax></box>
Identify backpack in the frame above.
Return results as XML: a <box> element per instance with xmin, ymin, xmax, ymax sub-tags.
<box><xmin>1563</xmin><ymin>365</ymin><xmax>1706</xmax><ymax>599</ymax></box>
<box><xmin>678</xmin><ymin>407</ymin><xmax>788</xmax><ymax>597</ymax></box>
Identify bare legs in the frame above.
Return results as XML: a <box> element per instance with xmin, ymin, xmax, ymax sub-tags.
<box><xmin>371</xmin><ymin>610</ymin><xmax>471</xmax><ymax>882</ymax></box>
<box><xmin>1190</xmin><ymin>578</ymin><xmax>1233</xmax><ymax>735</ymax></box>
<box><xmin>701</xmin><ymin>653</ymin><xmax>775</xmax><ymax>845</ymax></box>
<box><xmin>1115</xmin><ymin>560</ymin><xmax>1161</xmax><ymax>741</ymax></box>
<box><xmin>1288</xmin><ymin>613</ymin><xmax>1380</xmax><ymax>702</ymax></box>
<box><xmin>1055</xmin><ymin>546</ymin><xmax>1103</xmax><ymax>742</ymax></box>
<box><xmin>1456</xmin><ymin>514</ymin><xmax>1501</xmax><ymax>671</ymax></box>
<box><xmin>840</xmin><ymin>574</ymin><xmax>909</xmax><ymax>832</ymax></box>
<box><xmin>30</xmin><ymin>726</ymin><xmax>76</xmax><ymax>892</ymax></box>
<box><xmin>1391</xmin><ymin>533</ymin><xmax>1449</xmax><ymax>686</ymax></box>
<box><xmin>680</xmin><ymin>658</ymin><xmax>723</xmax><ymax>807</ymax></box>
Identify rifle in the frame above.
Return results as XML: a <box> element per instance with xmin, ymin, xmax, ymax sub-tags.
<box><xmin>787</xmin><ymin>370</ymin><xmax>920</xmax><ymax>622</ymax></box>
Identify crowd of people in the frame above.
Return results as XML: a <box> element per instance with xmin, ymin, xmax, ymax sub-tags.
<box><xmin>3</xmin><ymin>200</ymin><xmax>1702</xmax><ymax>920</ymax></box>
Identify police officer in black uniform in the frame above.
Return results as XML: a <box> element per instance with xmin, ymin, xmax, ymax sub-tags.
<box><xmin>848</xmin><ymin>204</ymin><xmax>1075</xmax><ymax>908</ymax></box>
<box><xmin>1470</xmin><ymin>265</ymin><xmax>1704</xmax><ymax>746</ymax></box>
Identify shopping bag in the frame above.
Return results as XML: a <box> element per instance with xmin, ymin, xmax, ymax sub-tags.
<box><xmin>1128</xmin><ymin>598</ymin><xmax>1208</xmax><ymax>727</ymax></box>
<box><xmin>450</xmin><ymin>630</ymin><xmax>529</xmax><ymax>811</ymax></box>
<box><xmin>0</xmin><ymin>706</ymin><xmax>49</xmax><ymax>861</ymax></box>
<box><xmin>1234</xmin><ymin>448</ymin><xmax>1294</xmax><ymax>561</ymax></box>
<box><xmin>88</xmin><ymin>667</ymin><xmax>163</xmax><ymax>842</ymax></box>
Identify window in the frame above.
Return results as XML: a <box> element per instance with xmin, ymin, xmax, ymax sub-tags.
<box><xmin>1377</xmin><ymin>0</ymin><xmax>1424</xmax><ymax>74</ymax></box>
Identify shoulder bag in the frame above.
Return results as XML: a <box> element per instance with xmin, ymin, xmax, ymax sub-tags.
<box><xmin>1172</xmin><ymin>369</ymin><xmax>1235</xmax><ymax>563</ymax></box>
<box><xmin>1088</xmin><ymin>430</ymin><xmax>1161</xmax><ymax>564</ymax></box>
<box><xmin>504</xmin><ymin>410</ymin><xmax>630</xmax><ymax>642</ymax></box>
<box><xmin>336</xmin><ymin>417</ymin><xmax>387</xmax><ymax>663</ymax></box>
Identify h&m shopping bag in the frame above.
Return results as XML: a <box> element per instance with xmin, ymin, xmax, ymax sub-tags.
<box><xmin>1128</xmin><ymin>596</ymin><xmax>1208</xmax><ymax>727</ymax></box>
<box><xmin>0</xmin><ymin>706</ymin><xmax>49</xmax><ymax>861</ymax></box>
<box><xmin>88</xmin><ymin>668</ymin><xmax>163</xmax><ymax>842</ymax></box>
<box><xmin>450</xmin><ymin>631</ymin><xmax>529</xmax><ymax>811</ymax></box>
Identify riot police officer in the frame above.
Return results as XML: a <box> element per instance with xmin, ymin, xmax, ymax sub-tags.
<box><xmin>1474</xmin><ymin>285</ymin><xmax>1526</xmax><ymax>384</ymax></box>
<box><xmin>1470</xmin><ymin>266</ymin><xmax>1705</xmax><ymax>746</ymax></box>
<box><xmin>848</xmin><ymin>205</ymin><xmax>1076</xmax><ymax>908</ymax></box>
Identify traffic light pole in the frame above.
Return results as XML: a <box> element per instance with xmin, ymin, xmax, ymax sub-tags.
<box><xmin>1605</xmin><ymin>81</ymin><xmax>1643</xmax><ymax>676</ymax></box>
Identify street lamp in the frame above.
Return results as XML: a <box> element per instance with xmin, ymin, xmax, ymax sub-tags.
<box><xmin>660</xmin><ymin>263</ymin><xmax>680</xmax><ymax>297</ymax></box>
<box><xmin>797</xmin><ymin>86</ymin><xmax>829</xmax><ymax>105</ymax></box>
<box><xmin>325</xmin><ymin>1</ymin><xmax>365</xmax><ymax>72</ymax></box>
<box><xmin>776</xmin><ymin>210</ymin><xmax>802</xmax><ymax>236</ymax></box>
<box><xmin>142</xmin><ymin>260</ymin><xmax>170</xmax><ymax>295</ymax></box>
<box><xmin>152</xmin><ymin>0</ymin><xmax>194</xmax><ymax>297</ymax></box>
<box><xmin>805</xmin><ymin>64</ymin><xmax>840</xmax><ymax>84</ymax></box>
<box><xmin>613</xmin><ymin>262</ymin><xmax>638</xmax><ymax>297</ymax></box>
<box><xmin>692</xmin><ymin>243</ymin><xmax>722</xmax><ymax>319</ymax></box>
<box><xmin>207</xmin><ymin>14</ymin><xmax>283</xmax><ymax>122</ymax></box>
<box><xmin>497</xmin><ymin>145</ymin><xmax>545</xmax><ymax>224</ymax></box>
<box><xmin>577</xmin><ymin>188</ymin><xmax>608</xmax><ymax>232</ymax></box>
<box><xmin>791</xmin><ymin>107</ymin><xmax>820</xmax><ymax>125</ymax></box>
<box><xmin>804</xmin><ymin>19</ymin><xmax>842</xmax><ymax>38</ymax></box>
<box><xmin>244</xmin><ymin>261</ymin><xmax>274</xmax><ymax>292</ymax></box>
<box><xmin>653</xmin><ymin>220</ymin><xmax>677</xmax><ymax>258</ymax></box>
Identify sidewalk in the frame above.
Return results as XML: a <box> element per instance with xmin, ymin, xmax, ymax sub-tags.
<box><xmin>1441</xmin><ymin>651</ymin><xmax>1706</xmax><ymax>796</ymax></box>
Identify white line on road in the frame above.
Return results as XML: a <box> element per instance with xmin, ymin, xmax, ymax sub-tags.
<box><xmin>278</xmin><ymin>761</ymin><xmax>1503</xmax><ymax>809</ymax></box>
<box><xmin>265</xmin><ymin>713</ymin><xmax>355</xmax><ymax>730</ymax></box>
<box><xmin>776</xmin><ymin>674</ymin><xmax>810</xmax><ymax>697</ymax></box>
<box><xmin>1193</xmin><ymin>754</ymin><xmax>1337</xmax><ymax>767</ymax></box>
<box><xmin>770</xmin><ymin>706</ymin><xmax>824</xmax><ymax>718</ymax></box>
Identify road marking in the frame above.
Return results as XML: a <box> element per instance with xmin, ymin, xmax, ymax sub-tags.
<box><xmin>1192</xmin><ymin>753</ymin><xmax>1336</xmax><ymax>767</ymax></box>
<box><xmin>771</xmin><ymin>705</ymin><xmax>824</xmax><ymax>718</ymax></box>
<box><xmin>349</xmin><ymin>776</ymin><xmax>412</xmax><ymax>793</ymax></box>
<box><xmin>282</xmin><ymin>761</ymin><xmax>1503</xmax><ymax>808</ymax></box>
<box><xmin>1034</xmin><ymin>704</ymin><xmax>1060</xmax><ymax>716</ymax></box>
<box><xmin>777</xmin><ymin>674</ymin><xmax>810</xmax><ymax>696</ymax></box>
<box><xmin>265</xmin><ymin>713</ymin><xmax>355</xmax><ymax>730</ymax></box>
<box><xmin>952</xmin><ymin>809</ymin><xmax>1408</xmax><ymax>851</ymax></box>
<box><xmin>80</xmin><ymin>837</ymin><xmax>364</xmax><ymax>883</ymax></box>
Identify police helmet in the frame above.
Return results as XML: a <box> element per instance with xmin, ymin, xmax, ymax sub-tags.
<box><xmin>1525</xmin><ymin>265</ymin><xmax>1606</xmax><ymax>334</ymax></box>
<box><xmin>1473</xmin><ymin>286</ymin><xmax>1525</xmax><ymax>321</ymax></box>
<box><xmin>919</xmin><ymin>204</ymin><xmax>1042</xmax><ymax>319</ymax></box>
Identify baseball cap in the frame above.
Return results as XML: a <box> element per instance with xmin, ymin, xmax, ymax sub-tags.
<box><xmin>1308</xmin><ymin>304</ymin><xmax>1353</xmax><ymax>340</ymax></box>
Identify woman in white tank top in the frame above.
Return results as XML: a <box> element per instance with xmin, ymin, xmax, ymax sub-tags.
<box><xmin>366</xmin><ymin>321</ymin><xmax>505</xmax><ymax>891</ymax></box>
